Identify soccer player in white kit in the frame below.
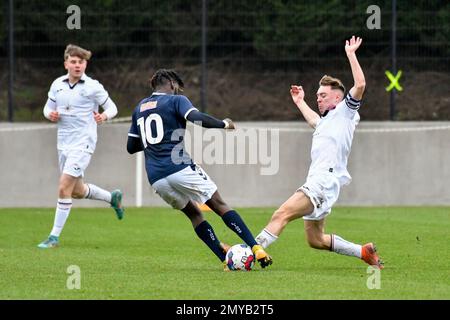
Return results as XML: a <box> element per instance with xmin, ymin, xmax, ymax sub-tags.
<box><xmin>37</xmin><ymin>44</ymin><xmax>124</xmax><ymax>249</ymax></box>
<box><xmin>255</xmin><ymin>36</ymin><xmax>384</xmax><ymax>269</ymax></box>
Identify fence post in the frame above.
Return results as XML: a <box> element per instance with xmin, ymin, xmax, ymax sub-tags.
<box><xmin>8</xmin><ymin>0</ymin><xmax>14</xmax><ymax>122</ymax></box>
<box><xmin>390</xmin><ymin>0</ymin><xmax>397</xmax><ymax>120</ymax></box>
<box><xmin>200</xmin><ymin>0</ymin><xmax>207</xmax><ymax>112</ymax></box>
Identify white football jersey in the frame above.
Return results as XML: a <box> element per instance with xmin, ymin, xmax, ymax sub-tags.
<box><xmin>308</xmin><ymin>93</ymin><xmax>361</xmax><ymax>186</ymax></box>
<box><xmin>47</xmin><ymin>73</ymin><xmax>109</xmax><ymax>153</ymax></box>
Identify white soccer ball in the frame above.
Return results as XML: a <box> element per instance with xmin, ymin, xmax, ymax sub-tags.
<box><xmin>225</xmin><ymin>244</ymin><xmax>255</xmax><ymax>271</ymax></box>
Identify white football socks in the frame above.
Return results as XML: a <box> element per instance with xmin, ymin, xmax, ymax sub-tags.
<box><xmin>256</xmin><ymin>229</ymin><xmax>362</xmax><ymax>257</ymax></box>
<box><xmin>84</xmin><ymin>183</ymin><xmax>112</xmax><ymax>203</ymax></box>
<box><xmin>331</xmin><ymin>234</ymin><xmax>362</xmax><ymax>258</ymax></box>
<box><xmin>50</xmin><ymin>198</ymin><xmax>73</xmax><ymax>237</ymax></box>
<box><xmin>255</xmin><ymin>229</ymin><xmax>278</xmax><ymax>249</ymax></box>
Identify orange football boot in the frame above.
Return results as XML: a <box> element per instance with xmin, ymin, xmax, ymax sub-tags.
<box><xmin>361</xmin><ymin>243</ymin><xmax>384</xmax><ymax>269</ymax></box>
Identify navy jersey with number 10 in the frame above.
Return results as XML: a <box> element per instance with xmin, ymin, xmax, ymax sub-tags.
<box><xmin>128</xmin><ymin>93</ymin><xmax>198</xmax><ymax>185</ymax></box>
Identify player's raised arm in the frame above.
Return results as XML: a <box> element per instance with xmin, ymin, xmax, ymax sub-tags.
<box><xmin>345</xmin><ymin>36</ymin><xmax>366</xmax><ymax>100</ymax></box>
<box><xmin>290</xmin><ymin>85</ymin><xmax>320</xmax><ymax>129</ymax></box>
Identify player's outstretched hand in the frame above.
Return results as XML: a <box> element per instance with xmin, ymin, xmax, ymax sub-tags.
<box><xmin>345</xmin><ymin>35</ymin><xmax>362</xmax><ymax>55</ymax></box>
<box><xmin>290</xmin><ymin>85</ymin><xmax>305</xmax><ymax>105</ymax></box>
<box><xmin>223</xmin><ymin>118</ymin><xmax>236</xmax><ymax>129</ymax></box>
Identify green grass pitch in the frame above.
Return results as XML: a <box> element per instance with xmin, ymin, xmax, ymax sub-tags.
<box><xmin>0</xmin><ymin>207</ymin><xmax>448</xmax><ymax>299</ymax></box>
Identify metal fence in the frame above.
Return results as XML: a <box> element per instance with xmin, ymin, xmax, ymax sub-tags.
<box><xmin>1</xmin><ymin>0</ymin><xmax>449</xmax><ymax>122</ymax></box>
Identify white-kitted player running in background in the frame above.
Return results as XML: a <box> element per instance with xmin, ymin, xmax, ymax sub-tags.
<box><xmin>38</xmin><ymin>44</ymin><xmax>124</xmax><ymax>249</ymax></box>
<box><xmin>255</xmin><ymin>36</ymin><xmax>384</xmax><ymax>269</ymax></box>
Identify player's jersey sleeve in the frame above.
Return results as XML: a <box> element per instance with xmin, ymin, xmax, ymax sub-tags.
<box><xmin>128</xmin><ymin>109</ymin><xmax>140</xmax><ymax>139</ymax></box>
<box><xmin>127</xmin><ymin>108</ymin><xmax>145</xmax><ymax>154</ymax></box>
<box><xmin>175</xmin><ymin>95</ymin><xmax>198</xmax><ymax>119</ymax></box>
<box><xmin>339</xmin><ymin>92</ymin><xmax>361</xmax><ymax>119</ymax></box>
<box><xmin>48</xmin><ymin>80</ymin><xmax>58</xmax><ymax>102</ymax></box>
<box><xmin>91</xmin><ymin>80</ymin><xmax>110</xmax><ymax>107</ymax></box>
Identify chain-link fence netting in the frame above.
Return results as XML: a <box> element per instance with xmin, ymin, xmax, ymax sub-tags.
<box><xmin>1</xmin><ymin>0</ymin><xmax>449</xmax><ymax>121</ymax></box>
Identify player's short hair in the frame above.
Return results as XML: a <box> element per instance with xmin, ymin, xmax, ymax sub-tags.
<box><xmin>64</xmin><ymin>44</ymin><xmax>92</xmax><ymax>61</ymax></box>
<box><xmin>319</xmin><ymin>75</ymin><xmax>345</xmax><ymax>95</ymax></box>
<box><xmin>150</xmin><ymin>69</ymin><xmax>185</xmax><ymax>90</ymax></box>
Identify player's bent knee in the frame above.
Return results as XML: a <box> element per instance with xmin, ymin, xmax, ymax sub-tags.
<box><xmin>271</xmin><ymin>208</ymin><xmax>285</xmax><ymax>222</ymax></box>
<box><xmin>274</xmin><ymin>205</ymin><xmax>301</xmax><ymax>222</ymax></box>
<box><xmin>58</xmin><ymin>186</ymin><xmax>72</xmax><ymax>198</ymax></box>
<box><xmin>271</xmin><ymin>207</ymin><xmax>293</xmax><ymax>225</ymax></box>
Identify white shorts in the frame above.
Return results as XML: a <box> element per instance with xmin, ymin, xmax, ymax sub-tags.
<box><xmin>58</xmin><ymin>149</ymin><xmax>92</xmax><ymax>178</ymax></box>
<box><xmin>152</xmin><ymin>165</ymin><xmax>218</xmax><ymax>210</ymax></box>
<box><xmin>297</xmin><ymin>173</ymin><xmax>340</xmax><ymax>221</ymax></box>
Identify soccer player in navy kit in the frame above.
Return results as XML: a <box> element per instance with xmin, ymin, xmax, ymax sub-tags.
<box><xmin>127</xmin><ymin>69</ymin><xmax>272</xmax><ymax>270</ymax></box>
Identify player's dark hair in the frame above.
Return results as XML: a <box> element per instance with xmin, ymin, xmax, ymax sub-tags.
<box><xmin>150</xmin><ymin>69</ymin><xmax>184</xmax><ymax>90</ymax></box>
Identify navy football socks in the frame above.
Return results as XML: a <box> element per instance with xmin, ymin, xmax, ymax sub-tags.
<box><xmin>222</xmin><ymin>210</ymin><xmax>257</xmax><ymax>247</ymax></box>
<box><xmin>194</xmin><ymin>220</ymin><xmax>226</xmax><ymax>261</ymax></box>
